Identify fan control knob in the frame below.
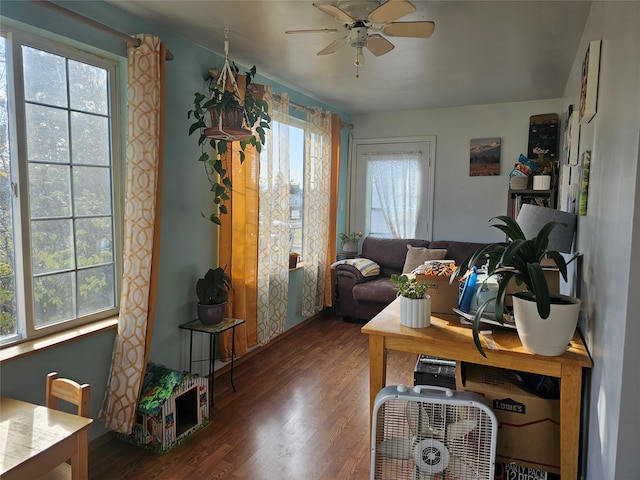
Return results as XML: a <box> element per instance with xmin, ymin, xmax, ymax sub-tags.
<box><xmin>396</xmin><ymin>384</ymin><xmax>408</xmax><ymax>393</ymax></box>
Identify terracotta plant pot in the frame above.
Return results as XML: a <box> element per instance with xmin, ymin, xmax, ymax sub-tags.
<box><xmin>289</xmin><ymin>254</ymin><xmax>299</xmax><ymax>269</ymax></box>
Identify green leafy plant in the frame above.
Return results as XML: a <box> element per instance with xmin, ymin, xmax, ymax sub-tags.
<box><xmin>390</xmin><ymin>274</ymin><xmax>430</xmax><ymax>299</ymax></box>
<box><xmin>339</xmin><ymin>231</ymin><xmax>363</xmax><ymax>244</ymax></box>
<box><xmin>452</xmin><ymin>215</ymin><xmax>569</xmax><ymax>356</ymax></box>
<box><xmin>187</xmin><ymin>64</ymin><xmax>271</xmax><ymax>225</ymax></box>
<box><xmin>196</xmin><ymin>267</ymin><xmax>232</xmax><ymax>305</ymax></box>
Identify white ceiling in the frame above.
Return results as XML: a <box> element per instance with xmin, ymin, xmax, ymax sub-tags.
<box><xmin>107</xmin><ymin>0</ymin><xmax>592</xmax><ymax>115</ymax></box>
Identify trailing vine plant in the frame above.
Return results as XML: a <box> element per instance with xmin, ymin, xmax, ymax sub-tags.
<box><xmin>188</xmin><ymin>64</ymin><xmax>270</xmax><ymax>225</ymax></box>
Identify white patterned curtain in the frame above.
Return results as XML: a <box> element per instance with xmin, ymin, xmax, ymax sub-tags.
<box><xmin>256</xmin><ymin>87</ymin><xmax>290</xmax><ymax>344</ymax></box>
<box><xmin>370</xmin><ymin>151</ymin><xmax>422</xmax><ymax>238</ymax></box>
<box><xmin>301</xmin><ymin>108</ymin><xmax>332</xmax><ymax>317</ymax></box>
<box><xmin>99</xmin><ymin>35</ymin><xmax>165</xmax><ymax>434</ymax></box>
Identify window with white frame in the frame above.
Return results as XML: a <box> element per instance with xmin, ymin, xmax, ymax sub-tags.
<box><xmin>260</xmin><ymin>117</ymin><xmax>305</xmax><ymax>256</ymax></box>
<box><xmin>0</xmin><ymin>29</ymin><xmax>121</xmax><ymax>345</ymax></box>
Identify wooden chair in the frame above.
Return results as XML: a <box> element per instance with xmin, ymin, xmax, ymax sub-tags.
<box><xmin>37</xmin><ymin>372</ymin><xmax>91</xmax><ymax>480</ymax></box>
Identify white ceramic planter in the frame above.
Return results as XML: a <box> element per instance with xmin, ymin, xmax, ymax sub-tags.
<box><xmin>513</xmin><ymin>294</ymin><xmax>580</xmax><ymax>356</ymax></box>
<box><xmin>400</xmin><ymin>296</ymin><xmax>432</xmax><ymax>328</ymax></box>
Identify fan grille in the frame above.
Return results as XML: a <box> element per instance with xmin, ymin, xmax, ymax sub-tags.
<box><xmin>372</xmin><ymin>396</ymin><xmax>496</xmax><ymax>480</ymax></box>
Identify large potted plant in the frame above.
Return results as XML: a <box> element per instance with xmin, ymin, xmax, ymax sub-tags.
<box><xmin>390</xmin><ymin>274</ymin><xmax>432</xmax><ymax>329</ymax></box>
<box><xmin>196</xmin><ymin>267</ymin><xmax>232</xmax><ymax>325</ymax></box>
<box><xmin>452</xmin><ymin>215</ymin><xmax>580</xmax><ymax>357</ymax></box>
<box><xmin>188</xmin><ymin>64</ymin><xmax>271</xmax><ymax>225</ymax></box>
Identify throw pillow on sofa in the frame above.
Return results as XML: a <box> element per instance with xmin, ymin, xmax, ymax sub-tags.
<box><xmin>402</xmin><ymin>245</ymin><xmax>448</xmax><ymax>273</ymax></box>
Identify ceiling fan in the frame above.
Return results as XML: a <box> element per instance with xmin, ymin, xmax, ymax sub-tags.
<box><xmin>286</xmin><ymin>0</ymin><xmax>435</xmax><ymax>73</ymax></box>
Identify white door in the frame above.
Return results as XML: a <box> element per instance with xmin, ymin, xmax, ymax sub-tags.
<box><xmin>349</xmin><ymin>137</ymin><xmax>435</xmax><ymax>240</ymax></box>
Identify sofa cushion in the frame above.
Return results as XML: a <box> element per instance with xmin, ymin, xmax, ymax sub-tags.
<box><xmin>402</xmin><ymin>245</ymin><xmax>448</xmax><ymax>273</ymax></box>
<box><xmin>361</xmin><ymin>237</ymin><xmax>430</xmax><ymax>277</ymax></box>
<box><xmin>352</xmin><ymin>278</ymin><xmax>398</xmax><ymax>304</ymax></box>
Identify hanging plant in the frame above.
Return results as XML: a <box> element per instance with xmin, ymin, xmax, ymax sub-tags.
<box><xmin>187</xmin><ymin>38</ymin><xmax>271</xmax><ymax>225</ymax></box>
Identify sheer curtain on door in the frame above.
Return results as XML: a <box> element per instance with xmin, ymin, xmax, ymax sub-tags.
<box><xmin>369</xmin><ymin>151</ymin><xmax>422</xmax><ymax>239</ymax></box>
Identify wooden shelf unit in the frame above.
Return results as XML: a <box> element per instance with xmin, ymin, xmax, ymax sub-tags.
<box><xmin>507</xmin><ymin>189</ymin><xmax>556</xmax><ymax>219</ymax></box>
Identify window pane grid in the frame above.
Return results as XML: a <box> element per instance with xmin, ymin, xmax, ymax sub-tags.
<box><xmin>1</xmin><ymin>31</ymin><xmax>119</xmax><ymax>342</ymax></box>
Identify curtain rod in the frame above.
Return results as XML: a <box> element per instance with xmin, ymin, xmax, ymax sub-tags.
<box><xmin>32</xmin><ymin>0</ymin><xmax>174</xmax><ymax>61</ymax></box>
<box><xmin>272</xmin><ymin>93</ymin><xmax>353</xmax><ymax>130</ymax></box>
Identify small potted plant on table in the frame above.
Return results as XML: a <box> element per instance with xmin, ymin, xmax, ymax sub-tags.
<box><xmin>196</xmin><ymin>267</ymin><xmax>232</xmax><ymax>325</ymax></box>
<box><xmin>339</xmin><ymin>231</ymin><xmax>363</xmax><ymax>254</ymax></box>
<box><xmin>390</xmin><ymin>274</ymin><xmax>431</xmax><ymax>329</ymax></box>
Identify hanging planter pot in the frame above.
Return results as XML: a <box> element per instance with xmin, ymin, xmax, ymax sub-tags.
<box><xmin>204</xmin><ymin>105</ymin><xmax>252</xmax><ymax>141</ymax></box>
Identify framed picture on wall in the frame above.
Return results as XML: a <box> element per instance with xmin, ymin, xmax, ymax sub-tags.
<box><xmin>469</xmin><ymin>137</ymin><xmax>501</xmax><ymax>176</ymax></box>
<box><xmin>579</xmin><ymin>40</ymin><xmax>602</xmax><ymax>124</ymax></box>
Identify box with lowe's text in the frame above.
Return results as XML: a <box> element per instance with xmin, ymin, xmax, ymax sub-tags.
<box><xmin>457</xmin><ymin>363</ymin><xmax>560</xmax><ymax>475</ymax></box>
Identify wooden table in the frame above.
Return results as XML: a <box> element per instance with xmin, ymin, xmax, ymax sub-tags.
<box><xmin>0</xmin><ymin>397</ymin><xmax>93</xmax><ymax>479</ymax></box>
<box><xmin>361</xmin><ymin>298</ymin><xmax>593</xmax><ymax>479</ymax></box>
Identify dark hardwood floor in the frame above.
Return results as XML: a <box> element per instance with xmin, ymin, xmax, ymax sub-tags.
<box><xmin>89</xmin><ymin>312</ymin><xmax>417</xmax><ymax>479</ymax></box>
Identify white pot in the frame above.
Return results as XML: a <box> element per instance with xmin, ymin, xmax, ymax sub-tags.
<box><xmin>513</xmin><ymin>294</ymin><xmax>580</xmax><ymax>356</ymax></box>
<box><xmin>400</xmin><ymin>296</ymin><xmax>431</xmax><ymax>328</ymax></box>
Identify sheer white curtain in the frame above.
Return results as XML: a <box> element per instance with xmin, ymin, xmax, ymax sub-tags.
<box><xmin>370</xmin><ymin>151</ymin><xmax>422</xmax><ymax>238</ymax></box>
<box><xmin>301</xmin><ymin>108</ymin><xmax>332</xmax><ymax>316</ymax></box>
<box><xmin>257</xmin><ymin>87</ymin><xmax>290</xmax><ymax>344</ymax></box>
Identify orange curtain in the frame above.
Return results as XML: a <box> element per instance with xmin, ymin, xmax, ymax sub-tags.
<box><xmin>324</xmin><ymin>114</ymin><xmax>341</xmax><ymax>306</ymax></box>
<box><xmin>218</xmin><ymin>81</ymin><xmax>263</xmax><ymax>358</ymax></box>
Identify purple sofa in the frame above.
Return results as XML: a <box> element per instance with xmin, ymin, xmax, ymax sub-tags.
<box><xmin>333</xmin><ymin>236</ymin><xmax>486</xmax><ymax>322</ymax></box>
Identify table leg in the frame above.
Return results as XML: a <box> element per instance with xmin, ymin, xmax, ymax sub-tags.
<box><xmin>189</xmin><ymin>330</ymin><xmax>194</xmax><ymax>372</ymax></box>
<box><xmin>209</xmin><ymin>333</ymin><xmax>216</xmax><ymax>406</ymax></box>
<box><xmin>70</xmin><ymin>428</ymin><xmax>89</xmax><ymax>480</ymax></box>
<box><xmin>368</xmin><ymin>334</ymin><xmax>386</xmax><ymax>421</ymax></box>
<box><xmin>560</xmin><ymin>365</ymin><xmax>583</xmax><ymax>480</ymax></box>
<box><xmin>230</xmin><ymin>326</ymin><xmax>237</xmax><ymax>392</ymax></box>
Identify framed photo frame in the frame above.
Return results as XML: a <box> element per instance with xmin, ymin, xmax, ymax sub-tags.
<box><xmin>579</xmin><ymin>40</ymin><xmax>601</xmax><ymax>124</ymax></box>
<box><xmin>469</xmin><ymin>137</ymin><xmax>501</xmax><ymax>176</ymax></box>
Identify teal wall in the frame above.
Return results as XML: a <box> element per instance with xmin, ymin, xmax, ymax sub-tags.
<box><xmin>0</xmin><ymin>0</ymin><xmax>351</xmax><ymax>440</ymax></box>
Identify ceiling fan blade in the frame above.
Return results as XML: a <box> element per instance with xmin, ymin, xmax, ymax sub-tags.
<box><xmin>382</xmin><ymin>21</ymin><xmax>435</xmax><ymax>38</ymax></box>
<box><xmin>366</xmin><ymin>34</ymin><xmax>395</xmax><ymax>56</ymax></box>
<box><xmin>317</xmin><ymin>36</ymin><xmax>350</xmax><ymax>55</ymax></box>
<box><xmin>285</xmin><ymin>28</ymin><xmax>339</xmax><ymax>34</ymax></box>
<box><xmin>313</xmin><ymin>3</ymin><xmax>355</xmax><ymax>23</ymax></box>
<box><xmin>368</xmin><ymin>0</ymin><xmax>416</xmax><ymax>24</ymax></box>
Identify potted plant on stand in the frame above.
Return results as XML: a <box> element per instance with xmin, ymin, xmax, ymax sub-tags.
<box><xmin>188</xmin><ymin>59</ymin><xmax>270</xmax><ymax>225</ymax></box>
<box><xmin>390</xmin><ymin>274</ymin><xmax>431</xmax><ymax>329</ymax></box>
<box><xmin>452</xmin><ymin>215</ymin><xmax>580</xmax><ymax>357</ymax></box>
<box><xmin>339</xmin><ymin>231</ymin><xmax>363</xmax><ymax>254</ymax></box>
<box><xmin>196</xmin><ymin>267</ymin><xmax>232</xmax><ymax>325</ymax></box>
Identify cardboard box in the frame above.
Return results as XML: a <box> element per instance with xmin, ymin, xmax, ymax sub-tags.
<box><xmin>457</xmin><ymin>364</ymin><xmax>560</xmax><ymax>474</ymax></box>
<box><xmin>495</xmin><ymin>462</ymin><xmax>553</xmax><ymax>480</ymax></box>
<box><xmin>415</xmin><ymin>274</ymin><xmax>459</xmax><ymax>314</ymax></box>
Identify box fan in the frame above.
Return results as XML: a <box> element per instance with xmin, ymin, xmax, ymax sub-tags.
<box><xmin>371</xmin><ymin>385</ymin><xmax>498</xmax><ymax>480</ymax></box>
